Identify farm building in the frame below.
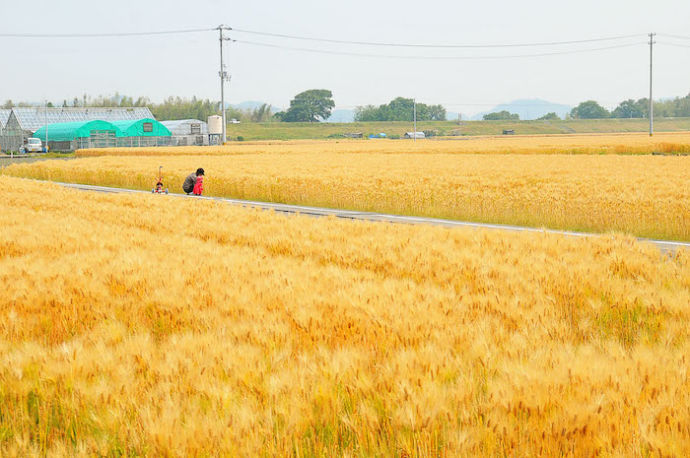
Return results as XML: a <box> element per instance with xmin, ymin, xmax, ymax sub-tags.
<box><xmin>161</xmin><ymin>119</ymin><xmax>209</xmax><ymax>146</ymax></box>
<box><xmin>112</xmin><ymin>118</ymin><xmax>172</xmax><ymax>147</ymax></box>
<box><xmin>33</xmin><ymin>121</ymin><xmax>122</xmax><ymax>151</ymax></box>
<box><xmin>0</xmin><ymin>107</ymin><xmax>153</xmax><ymax>152</ymax></box>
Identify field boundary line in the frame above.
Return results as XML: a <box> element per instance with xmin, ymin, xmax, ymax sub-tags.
<box><xmin>50</xmin><ymin>180</ymin><xmax>690</xmax><ymax>253</ymax></box>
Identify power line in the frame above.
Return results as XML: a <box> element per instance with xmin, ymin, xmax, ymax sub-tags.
<box><xmin>658</xmin><ymin>33</ymin><xmax>690</xmax><ymax>41</ymax></box>
<box><xmin>233</xmin><ymin>39</ymin><xmax>644</xmax><ymax>60</ymax></box>
<box><xmin>231</xmin><ymin>28</ymin><xmax>642</xmax><ymax>49</ymax></box>
<box><xmin>0</xmin><ymin>26</ymin><xmax>645</xmax><ymax>50</ymax></box>
<box><xmin>658</xmin><ymin>42</ymin><xmax>690</xmax><ymax>49</ymax></box>
<box><xmin>0</xmin><ymin>27</ymin><xmax>214</xmax><ymax>38</ymax></box>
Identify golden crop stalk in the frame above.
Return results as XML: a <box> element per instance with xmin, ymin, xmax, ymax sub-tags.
<box><xmin>5</xmin><ymin>136</ymin><xmax>690</xmax><ymax>241</ymax></box>
<box><xmin>75</xmin><ymin>131</ymin><xmax>690</xmax><ymax>156</ymax></box>
<box><xmin>0</xmin><ymin>176</ymin><xmax>689</xmax><ymax>456</ymax></box>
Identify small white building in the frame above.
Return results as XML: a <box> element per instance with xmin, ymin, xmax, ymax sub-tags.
<box><xmin>160</xmin><ymin>119</ymin><xmax>209</xmax><ymax>146</ymax></box>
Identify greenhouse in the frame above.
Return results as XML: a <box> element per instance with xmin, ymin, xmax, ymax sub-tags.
<box><xmin>0</xmin><ymin>109</ymin><xmax>13</xmax><ymax>151</ymax></box>
<box><xmin>0</xmin><ymin>107</ymin><xmax>154</xmax><ymax>152</ymax></box>
<box><xmin>161</xmin><ymin>119</ymin><xmax>209</xmax><ymax>146</ymax></box>
<box><xmin>33</xmin><ymin>120</ymin><xmax>122</xmax><ymax>151</ymax></box>
<box><xmin>112</xmin><ymin>118</ymin><xmax>172</xmax><ymax>147</ymax></box>
<box><xmin>0</xmin><ymin>109</ymin><xmax>10</xmax><ymax>132</ymax></box>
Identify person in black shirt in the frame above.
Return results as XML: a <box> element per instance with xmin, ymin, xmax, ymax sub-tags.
<box><xmin>183</xmin><ymin>168</ymin><xmax>204</xmax><ymax>195</ymax></box>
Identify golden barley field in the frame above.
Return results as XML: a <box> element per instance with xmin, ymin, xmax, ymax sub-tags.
<box><xmin>1</xmin><ymin>176</ymin><xmax>690</xmax><ymax>456</ymax></box>
<box><xmin>5</xmin><ymin>152</ymin><xmax>690</xmax><ymax>241</ymax></box>
<box><xmin>74</xmin><ymin>132</ymin><xmax>690</xmax><ymax>157</ymax></box>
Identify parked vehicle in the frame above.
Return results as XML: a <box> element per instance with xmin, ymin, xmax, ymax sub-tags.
<box><xmin>20</xmin><ymin>138</ymin><xmax>44</xmax><ymax>153</ymax></box>
<box><xmin>404</xmin><ymin>131</ymin><xmax>425</xmax><ymax>139</ymax></box>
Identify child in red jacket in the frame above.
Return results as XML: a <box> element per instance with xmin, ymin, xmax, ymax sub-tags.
<box><xmin>183</xmin><ymin>168</ymin><xmax>205</xmax><ymax>195</ymax></box>
<box><xmin>192</xmin><ymin>174</ymin><xmax>204</xmax><ymax>196</ymax></box>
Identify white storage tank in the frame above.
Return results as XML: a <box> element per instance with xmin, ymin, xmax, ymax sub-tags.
<box><xmin>207</xmin><ymin>115</ymin><xmax>223</xmax><ymax>135</ymax></box>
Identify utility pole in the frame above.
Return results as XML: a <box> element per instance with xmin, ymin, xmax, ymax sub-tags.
<box><xmin>217</xmin><ymin>25</ymin><xmax>232</xmax><ymax>144</ymax></box>
<box><xmin>413</xmin><ymin>98</ymin><xmax>417</xmax><ymax>142</ymax></box>
<box><xmin>649</xmin><ymin>32</ymin><xmax>656</xmax><ymax>137</ymax></box>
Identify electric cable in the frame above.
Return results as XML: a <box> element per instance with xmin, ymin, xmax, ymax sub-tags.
<box><xmin>231</xmin><ymin>28</ymin><xmax>642</xmax><ymax>49</ymax></box>
<box><xmin>0</xmin><ymin>26</ymin><xmax>644</xmax><ymax>51</ymax></box>
<box><xmin>658</xmin><ymin>33</ymin><xmax>690</xmax><ymax>41</ymax></box>
<box><xmin>232</xmin><ymin>39</ymin><xmax>644</xmax><ymax>60</ymax></box>
<box><xmin>658</xmin><ymin>42</ymin><xmax>690</xmax><ymax>49</ymax></box>
<box><xmin>0</xmin><ymin>27</ymin><xmax>214</xmax><ymax>38</ymax></box>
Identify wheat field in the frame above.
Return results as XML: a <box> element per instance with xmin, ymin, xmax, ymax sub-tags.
<box><xmin>5</xmin><ymin>152</ymin><xmax>690</xmax><ymax>241</ymax></box>
<box><xmin>1</xmin><ymin>176</ymin><xmax>689</xmax><ymax>456</ymax></box>
<box><xmin>74</xmin><ymin>132</ymin><xmax>690</xmax><ymax>157</ymax></box>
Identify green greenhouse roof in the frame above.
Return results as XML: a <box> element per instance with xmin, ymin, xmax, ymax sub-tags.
<box><xmin>33</xmin><ymin>120</ymin><xmax>121</xmax><ymax>142</ymax></box>
<box><xmin>111</xmin><ymin>118</ymin><xmax>171</xmax><ymax>137</ymax></box>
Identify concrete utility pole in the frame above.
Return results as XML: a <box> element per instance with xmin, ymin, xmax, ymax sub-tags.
<box><xmin>649</xmin><ymin>32</ymin><xmax>656</xmax><ymax>136</ymax></box>
<box><xmin>217</xmin><ymin>25</ymin><xmax>232</xmax><ymax>144</ymax></box>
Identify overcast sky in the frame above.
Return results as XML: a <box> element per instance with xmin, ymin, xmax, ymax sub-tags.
<box><xmin>2</xmin><ymin>0</ymin><xmax>690</xmax><ymax>116</ymax></box>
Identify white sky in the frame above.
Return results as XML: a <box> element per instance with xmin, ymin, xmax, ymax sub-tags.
<box><xmin>1</xmin><ymin>0</ymin><xmax>690</xmax><ymax>116</ymax></box>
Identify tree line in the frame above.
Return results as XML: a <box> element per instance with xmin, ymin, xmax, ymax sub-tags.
<box><xmin>2</xmin><ymin>90</ymin><xmax>445</xmax><ymax>123</ymax></box>
<box><xmin>570</xmin><ymin>94</ymin><xmax>690</xmax><ymax>119</ymax></box>
<box><xmin>1</xmin><ymin>93</ymin><xmax>273</xmax><ymax>123</ymax></box>
<box><xmin>6</xmin><ymin>90</ymin><xmax>690</xmax><ymax>123</ymax></box>
<box><xmin>482</xmin><ymin>93</ymin><xmax>690</xmax><ymax>120</ymax></box>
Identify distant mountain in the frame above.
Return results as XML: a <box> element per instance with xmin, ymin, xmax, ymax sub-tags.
<box><xmin>447</xmin><ymin>112</ymin><xmax>468</xmax><ymax>121</ymax></box>
<box><xmin>231</xmin><ymin>101</ymin><xmax>271</xmax><ymax>111</ymax></box>
<box><xmin>472</xmin><ymin>99</ymin><xmax>572</xmax><ymax>121</ymax></box>
<box><xmin>326</xmin><ymin>109</ymin><xmax>355</xmax><ymax>123</ymax></box>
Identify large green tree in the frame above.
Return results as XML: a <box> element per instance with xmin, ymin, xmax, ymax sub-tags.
<box><xmin>483</xmin><ymin>110</ymin><xmax>519</xmax><ymax>121</ymax></box>
<box><xmin>570</xmin><ymin>100</ymin><xmax>610</xmax><ymax>119</ymax></box>
<box><xmin>537</xmin><ymin>112</ymin><xmax>560</xmax><ymax>120</ymax></box>
<box><xmin>275</xmin><ymin>89</ymin><xmax>335</xmax><ymax>122</ymax></box>
<box><xmin>354</xmin><ymin>97</ymin><xmax>446</xmax><ymax>121</ymax></box>
<box><xmin>354</xmin><ymin>104</ymin><xmax>379</xmax><ymax>122</ymax></box>
<box><xmin>611</xmin><ymin>99</ymin><xmax>646</xmax><ymax>118</ymax></box>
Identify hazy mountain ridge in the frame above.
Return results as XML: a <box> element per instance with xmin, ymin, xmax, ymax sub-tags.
<box><xmin>471</xmin><ymin>99</ymin><xmax>572</xmax><ymax>120</ymax></box>
<box><xmin>229</xmin><ymin>99</ymin><xmax>571</xmax><ymax>122</ymax></box>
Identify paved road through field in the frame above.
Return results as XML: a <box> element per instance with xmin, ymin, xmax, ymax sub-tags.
<box><xmin>54</xmin><ymin>181</ymin><xmax>690</xmax><ymax>254</ymax></box>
